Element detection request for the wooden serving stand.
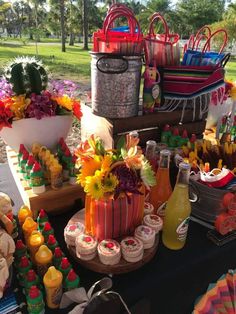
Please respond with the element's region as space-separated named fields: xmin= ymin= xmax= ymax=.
xmin=81 ymin=103 xmax=207 ymax=148
xmin=6 ymin=147 xmax=85 ymax=218
xmin=67 ymin=209 xmax=160 ymax=275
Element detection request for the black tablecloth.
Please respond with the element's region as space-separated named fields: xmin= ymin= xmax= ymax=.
xmin=1 ymin=163 xmax=236 ymax=314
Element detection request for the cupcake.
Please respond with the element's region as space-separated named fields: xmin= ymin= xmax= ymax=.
xmin=134 ymin=225 xmax=155 ymax=249
xmin=64 ymin=222 xmax=85 ymax=246
xmin=143 ymin=214 xmax=163 ymax=234
xmin=75 ymin=234 xmax=98 ymax=261
xmin=143 ymin=202 xmax=154 ymax=216
xmin=98 ymin=239 xmax=121 ymax=265
xmin=121 ymin=237 xmax=144 ymax=263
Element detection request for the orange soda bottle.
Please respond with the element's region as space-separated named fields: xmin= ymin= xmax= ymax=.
xmin=149 ymin=149 xmax=172 ymax=217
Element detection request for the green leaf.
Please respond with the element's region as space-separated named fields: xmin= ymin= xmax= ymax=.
xmin=121 ymin=147 xmax=127 ymax=159
xmin=116 ymin=136 xmax=126 ymax=153
xmin=95 ymin=139 xmax=105 ymax=156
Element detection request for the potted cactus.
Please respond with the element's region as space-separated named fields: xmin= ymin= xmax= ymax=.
xmin=0 ymin=57 xmax=82 ymax=151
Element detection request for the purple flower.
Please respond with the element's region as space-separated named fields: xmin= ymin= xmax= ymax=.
xmin=48 ymin=80 xmax=79 ymax=98
xmin=111 ymin=165 xmax=142 ymax=201
xmin=0 ymin=78 xmax=13 ymax=98
xmin=25 ymin=91 xmax=57 ymax=119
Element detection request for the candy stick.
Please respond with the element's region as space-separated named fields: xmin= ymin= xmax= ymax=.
xmin=217 ymin=159 xmax=223 ymax=170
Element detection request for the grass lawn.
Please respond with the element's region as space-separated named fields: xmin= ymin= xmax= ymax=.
xmin=0 ymin=42 xmax=91 ymax=82
xmin=0 ymin=41 xmax=236 ymax=82
xmin=225 ymin=57 xmax=236 ymax=81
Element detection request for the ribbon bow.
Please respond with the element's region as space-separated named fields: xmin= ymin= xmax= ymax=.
xmin=60 ymin=277 xmax=131 ymax=314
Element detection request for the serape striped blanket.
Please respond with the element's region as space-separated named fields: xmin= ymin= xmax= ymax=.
xmin=0 ymin=292 xmax=22 ymax=314
xmin=157 ymin=65 xmax=225 ymax=123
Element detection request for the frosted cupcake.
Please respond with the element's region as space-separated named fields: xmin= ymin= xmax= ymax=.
xmin=134 ymin=225 xmax=155 ymax=249
xmin=143 ymin=214 xmax=163 ymax=234
xmin=121 ymin=237 xmax=144 ymax=263
xmin=75 ymin=234 xmax=98 ymax=261
xmin=98 ymin=239 xmax=121 ymax=265
xmin=64 ymin=222 xmax=85 ymax=246
xmin=143 ymin=202 xmax=154 ymax=216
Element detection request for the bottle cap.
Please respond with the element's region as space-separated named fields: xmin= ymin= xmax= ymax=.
xmin=16 ymin=239 xmax=26 ymax=250
xmin=22 ymin=150 xmax=29 ymax=161
xmin=61 ymin=142 xmax=67 ymax=151
xmin=59 ymin=138 xmax=65 ymax=146
xmin=54 ymin=247 xmax=63 ymax=258
xmin=173 ymin=128 xmax=179 ymax=136
xmin=190 ymin=134 xmax=197 ymax=143
xmin=29 ymin=286 xmax=40 ymax=299
xmin=47 ymin=234 xmax=56 ymax=245
xmin=39 ymin=209 xmax=48 ymax=219
xmin=67 ymin=269 xmax=77 ymax=282
xmin=182 ymin=129 xmax=188 ymax=139
xmin=19 ymin=144 xmax=26 ymax=153
xmin=129 ymin=130 xmax=139 ymax=138
xmin=32 ymin=161 xmax=41 ymax=172
xmin=61 ymin=257 xmax=70 ymax=269
xmin=160 ymin=149 xmax=171 ymax=157
xmin=146 ymin=140 xmax=157 ymax=147
xmin=43 ymin=222 xmax=52 ymax=232
xmin=27 ymin=269 xmax=36 ymax=282
xmin=64 ymin=148 xmax=71 ymax=157
xmin=22 ymin=217 xmax=37 ymax=231
xmin=163 ymin=124 xmax=170 ymax=131
xmin=179 ymin=162 xmax=191 ymax=170
xmin=27 ymin=155 xmax=35 ymax=166
xmin=20 ymin=256 xmax=30 ymax=267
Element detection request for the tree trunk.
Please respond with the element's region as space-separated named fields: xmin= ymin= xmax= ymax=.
xmin=82 ymin=0 xmax=88 ymax=50
xmin=60 ymin=0 xmax=66 ymax=52
xmin=69 ymin=33 xmax=74 ymax=46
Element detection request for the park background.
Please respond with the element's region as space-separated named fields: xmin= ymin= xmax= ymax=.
xmin=0 ymin=0 xmax=236 ymax=83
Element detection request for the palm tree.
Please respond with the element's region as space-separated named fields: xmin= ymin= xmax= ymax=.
xmin=82 ymin=0 xmax=88 ymax=50
xmin=60 ymin=0 xmax=66 ymax=52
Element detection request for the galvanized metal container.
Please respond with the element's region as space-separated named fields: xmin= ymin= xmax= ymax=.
xmin=91 ymin=52 xmax=142 ymax=118
xmin=190 ymin=179 xmax=228 ymax=223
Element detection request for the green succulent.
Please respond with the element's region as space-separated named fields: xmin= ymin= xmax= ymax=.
xmin=4 ymin=56 xmax=48 ymax=95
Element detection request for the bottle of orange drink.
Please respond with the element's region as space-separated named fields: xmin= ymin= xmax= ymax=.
xmin=149 ymin=149 xmax=172 ymax=217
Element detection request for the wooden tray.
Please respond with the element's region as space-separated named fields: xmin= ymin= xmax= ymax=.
xmin=6 ymin=147 xmax=85 ymax=218
xmin=67 ymin=209 xmax=160 ymax=275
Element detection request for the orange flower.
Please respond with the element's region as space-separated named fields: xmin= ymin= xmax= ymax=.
xmin=53 ymin=95 xmax=73 ymax=111
xmin=123 ymin=146 xmax=143 ymax=169
xmin=10 ymin=95 xmax=31 ymax=119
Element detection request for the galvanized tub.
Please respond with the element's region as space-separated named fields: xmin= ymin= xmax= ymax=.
xmin=189 ymin=179 xmax=228 ymax=223
xmin=91 ymin=52 xmax=142 ymax=118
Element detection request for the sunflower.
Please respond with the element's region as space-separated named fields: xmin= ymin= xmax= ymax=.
xmin=84 ymin=175 xmax=104 ymax=199
xmin=103 ymin=173 xmax=119 ymax=193
xmin=77 ymin=155 xmax=102 ymax=187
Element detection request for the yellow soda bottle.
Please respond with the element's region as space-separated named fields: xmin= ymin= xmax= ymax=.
xmin=162 ymin=162 xmax=191 ymax=250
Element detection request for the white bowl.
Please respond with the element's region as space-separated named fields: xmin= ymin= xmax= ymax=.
xmin=0 ymin=115 xmax=73 ymax=152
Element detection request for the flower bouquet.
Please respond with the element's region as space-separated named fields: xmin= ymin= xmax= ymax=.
xmin=0 ymin=56 xmax=82 ymax=151
xmin=75 ymin=134 xmax=156 ymax=241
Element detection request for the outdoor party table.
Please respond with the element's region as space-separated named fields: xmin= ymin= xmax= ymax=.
xmin=1 ymin=163 xmax=236 ymax=314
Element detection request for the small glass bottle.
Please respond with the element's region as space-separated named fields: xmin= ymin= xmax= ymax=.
xmin=149 ymin=150 xmax=172 ymax=217
xmin=145 ymin=140 xmax=157 ymax=172
xmin=162 ymin=162 xmax=191 ymax=250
